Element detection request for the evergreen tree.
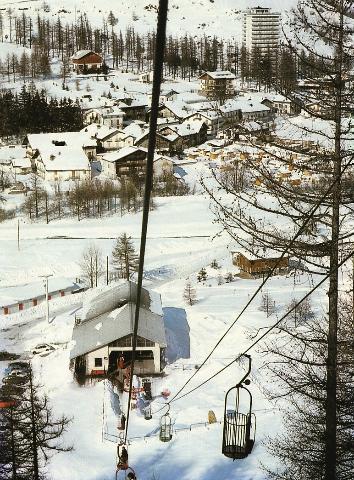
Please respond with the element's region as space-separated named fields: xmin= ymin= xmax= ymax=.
xmin=111 ymin=233 xmax=139 ymax=280
xmin=197 ymin=267 xmax=207 ymax=282
xmin=183 ymin=281 xmax=197 ymax=306
xmin=0 ymin=367 xmax=72 ymax=479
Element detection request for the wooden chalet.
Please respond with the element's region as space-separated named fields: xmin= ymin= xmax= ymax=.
xmin=100 ymin=146 xmax=147 ymax=178
xmin=199 ymin=71 xmax=236 ymax=99
xmin=232 ymin=252 xmax=289 ymax=277
xmin=135 ymin=131 xmax=174 ymax=153
xmin=71 ymin=50 xmax=103 ymax=74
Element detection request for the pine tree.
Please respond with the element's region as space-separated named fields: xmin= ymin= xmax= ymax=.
xmin=0 ymin=367 xmax=72 ymax=479
xmin=183 ymin=281 xmax=197 ymax=306
xmin=111 ymin=233 xmax=139 ymax=280
xmin=197 ymin=267 xmax=207 ymax=282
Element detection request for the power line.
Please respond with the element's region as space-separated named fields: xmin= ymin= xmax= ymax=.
xmin=170 ymin=246 xmax=354 ymax=404
xmin=166 ymin=152 xmax=354 ymax=406
xmin=123 ymin=0 xmax=168 ymax=444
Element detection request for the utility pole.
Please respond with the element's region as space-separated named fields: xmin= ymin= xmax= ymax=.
xmin=95 ymin=256 xmax=98 ymax=287
xmin=39 ymin=274 xmax=53 ymax=323
xmin=106 ymin=255 xmax=109 ymax=285
xmin=352 ymin=256 xmax=354 ymax=323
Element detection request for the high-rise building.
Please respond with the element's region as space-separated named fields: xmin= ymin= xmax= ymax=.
xmin=242 ymin=6 xmax=281 ymax=56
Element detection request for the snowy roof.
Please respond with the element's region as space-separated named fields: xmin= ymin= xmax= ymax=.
xmin=102 ymin=146 xmax=147 ymax=163
xmin=200 ymin=70 xmax=236 ymax=80
xmin=161 ymin=119 xmax=206 ymax=137
xmin=27 ymin=132 xmax=92 ymax=172
xmin=72 ymin=50 xmax=101 ymax=60
xmin=102 ymin=106 xmax=125 ymax=118
xmin=236 ymin=99 xmax=271 ymax=114
xmin=163 ymin=101 xmax=190 ymax=119
xmin=219 ymin=99 xmax=242 ymax=114
xmin=242 ymin=121 xmax=263 ymax=131
xmin=0 ymin=278 xmax=83 ymax=307
xmin=262 ymin=94 xmax=290 ymax=103
xmin=0 ymin=145 xmax=27 ymax=162
xmin=95 ymin=126 xmax=120 ymax=141
xmin=70 ymin=281 xmax=166 ymax=358
xmin=11 ymin=157 xmax=32 ymax=168
xmin=123 ymin=122 xmax=147 ymax=139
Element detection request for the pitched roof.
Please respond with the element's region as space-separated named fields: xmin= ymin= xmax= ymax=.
xmin=200 ymin=70 xmax=236 ymax=80
xmin=102 ymin=146 xmax=147 ymax=163
xmin=70 ymin=281 xmax=166 ymax=359
xmin=27 ymin=132 xmax=91 ymax=172
xmin=72 ymin=50 xmax=101 ymax=61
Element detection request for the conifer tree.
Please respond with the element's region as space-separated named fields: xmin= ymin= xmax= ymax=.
xmin=111 ymin=233 xmax=139 ymax=280
xmin=183 ymin=281 xmax=197 ymax=306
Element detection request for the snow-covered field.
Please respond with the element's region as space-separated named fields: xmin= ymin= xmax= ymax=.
xmin=0 ymin=158 xmax=331 ymax=479
xmin=0 ymin=0 xmax=296 ymax=41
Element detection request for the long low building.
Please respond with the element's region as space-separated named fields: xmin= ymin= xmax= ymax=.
xmin=1 ymin=278 xmax=85 ymax=315
xmin=70 ymin=281 xmax=167 ymax=378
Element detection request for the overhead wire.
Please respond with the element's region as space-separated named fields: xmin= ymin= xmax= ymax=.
xmin=169 ymin=245 xmax=354 ymax=404
xmin=123 ymin=0 xmax=168 ymax=445
xmin=164 ymin=143 xmax=354 ymax=408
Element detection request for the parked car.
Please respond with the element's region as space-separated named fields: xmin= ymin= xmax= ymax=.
xmin=7 ymin=369 xmax=28 ymax=379
xmin=2 ymin=375 xmax=28 ymax=388
xmin=32 ymin=344 xmax=55 ymax=356
xmin=4 ymin=361 xmax=30 ymax=376
xmin=0 ymin=396 xmax=16 ymax=409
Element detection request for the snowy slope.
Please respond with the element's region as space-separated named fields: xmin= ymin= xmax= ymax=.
xmin=0 ymin=160 xmax=333 ymax=479
xmin=0 ymin=0 xmax=296 ymax=40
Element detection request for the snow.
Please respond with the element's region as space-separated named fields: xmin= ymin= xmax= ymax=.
xmin=26 ymin=132 xmax=92 ymax=171
xmin=0 ymin=1 xmax=343 ymax=478
xmin=0 ymin=162 xmax=332 ymax=479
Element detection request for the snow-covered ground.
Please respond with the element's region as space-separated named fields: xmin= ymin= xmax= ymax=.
xmin=0 ymin=159 xmax=331 ymax=479
xmin=0 ymin=0 xmax=296 ymax=41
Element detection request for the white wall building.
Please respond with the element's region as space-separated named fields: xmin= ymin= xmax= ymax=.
xmin=242 ymin=6 xmax=281 ymax=56
xmin=70 ymin=281 xmax=167 ymax=377
xmin=26 ymin=132 xmax=92 ymax=182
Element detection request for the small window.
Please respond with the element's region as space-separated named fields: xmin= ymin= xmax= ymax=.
xmin=95 ymin=358 xmax=103 ymax=367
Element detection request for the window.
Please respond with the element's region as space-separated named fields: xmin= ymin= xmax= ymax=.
xmin=94 ymin=358 xmax=103 ymax=367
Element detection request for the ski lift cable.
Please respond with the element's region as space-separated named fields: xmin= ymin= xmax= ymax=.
xmin=170 ymin=245 xmax=354 ymax=405
xmin=123 ymin=0 xmax=169 ymax=445
xmin=163 ymin=153 xmax=354 ymax=408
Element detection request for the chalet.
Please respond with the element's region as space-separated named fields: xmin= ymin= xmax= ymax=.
xmin=139 ymin=71 xmax=154 ymax=83
xmin=71 ymin=50 xmax=103 ymax=74
xmin=153 ymin=155 xmax=174 ymax=177
xmin=100 ymin=146 xmax=147 ymax=178
xmin=147 ymin=89 xmax=179 ymax=104
xmin=70 ymin=281 xmax=167 ymax=377
xmin=118 ymin=99 xmax=148 ymax=122
xmin=25 ymin=132 xmax=93 ymax=182
xmin=185 ymin=111 xmax=223 ymax=137
xmin=236 ymin=99 xmax=273 ymax=126
xmin=232 ymin=251 xmax=289 ymax=277
xmin=159 ymin=120 xmax=208 ymax=152
xmin=0 ymin=145 xmax=27 ymax=171
xmin=135 ymin=131 xmax=175 ymax=153
xmin=261 ymin=95 xmax=301 ymax=116
xmin=219 ymin=100 xmax=242 ymax=125
xmin=199 ymin=71 xmax=236 ymax=99
xmin=82 ymin=124 xmax=135 ymax=152
xmin=147 ymin=101 xmax=190 ymax=124
xmin=9 ymin=157 xmax=32 ymax=176
xmin=83 ymin=106 xmax=125 ymax=129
